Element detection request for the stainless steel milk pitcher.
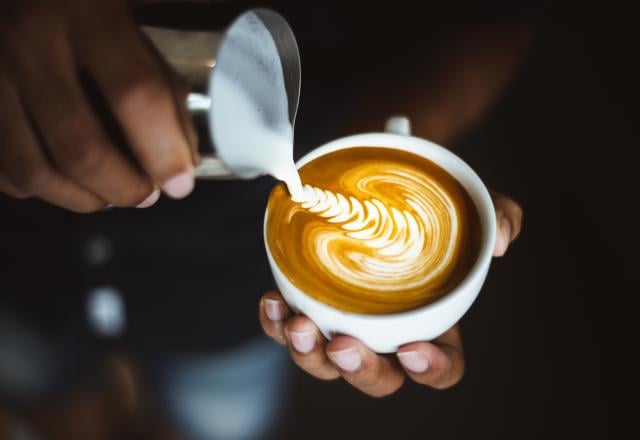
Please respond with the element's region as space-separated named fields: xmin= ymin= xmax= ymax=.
xmin=141 ymin=9 xmax=301 ymax=179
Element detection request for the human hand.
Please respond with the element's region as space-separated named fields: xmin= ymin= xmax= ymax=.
xmin=259 ymin=193 xmax=522 ymax=396
xmin=0 ymin=0 xmax=196 ymax=212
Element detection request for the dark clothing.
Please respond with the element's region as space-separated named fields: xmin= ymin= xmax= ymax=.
xmin=1 ymin=178 xmax=275 ymax=351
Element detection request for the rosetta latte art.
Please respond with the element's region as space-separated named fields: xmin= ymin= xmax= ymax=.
xmin=266 ymin=147 xmax=480 ymax=314
xmin=298 ymin=171 xmax=459 ymax=292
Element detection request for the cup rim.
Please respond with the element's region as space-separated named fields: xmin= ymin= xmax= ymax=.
xmin=264 ymin=131 xmax=496 ymax=321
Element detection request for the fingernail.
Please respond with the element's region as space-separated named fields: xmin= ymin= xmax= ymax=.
xmin=264 ymin=299 xmax=284 ymax=321
xmin=136 ymin=190 xmax=161 ymax=208
xmin=328 ymin=347 xmax=361 ymax=372
xmin=162 ymin=171 xmax=194 ymax=199
xmin=289 ymin=330 xmax=315 ymax=354
xmin=398 ymin=351 xmax=429 ymax=373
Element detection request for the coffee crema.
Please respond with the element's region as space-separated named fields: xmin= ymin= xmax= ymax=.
xmin=266 ymin=147 xmax=481 ymax=314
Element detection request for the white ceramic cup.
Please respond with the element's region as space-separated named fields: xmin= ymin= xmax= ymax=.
xmin=263 ymin=117 xmax=496 ymax=353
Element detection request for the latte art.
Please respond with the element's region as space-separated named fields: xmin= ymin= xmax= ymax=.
xmin=267 ymin=147 xmax=481 ymax=314
xmin=298 ymin=173 xmax=459 ymax=293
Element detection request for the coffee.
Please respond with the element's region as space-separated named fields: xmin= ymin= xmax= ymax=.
xmin=266 ymin=147 xmax=482 ymax=314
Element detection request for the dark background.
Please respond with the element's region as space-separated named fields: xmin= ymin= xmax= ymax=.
xmin=1 ymin=2 xmax=633 ymax=438
xmin=277 ymin=5 xmax=631 ymax=438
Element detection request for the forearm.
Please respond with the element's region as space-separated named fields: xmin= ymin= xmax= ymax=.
xmin=347 ymin=22 xmax=536 ymax=144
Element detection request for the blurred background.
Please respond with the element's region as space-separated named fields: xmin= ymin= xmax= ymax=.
xmin=0 ymin=1 xmax=631 ymax=439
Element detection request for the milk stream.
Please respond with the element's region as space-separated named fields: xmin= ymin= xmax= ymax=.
xmin=276 ymin=164 xmax=306 ymax=202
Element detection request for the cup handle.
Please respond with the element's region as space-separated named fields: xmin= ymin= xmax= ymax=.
xmin=384 ymin=116 xmax=412 ymax=136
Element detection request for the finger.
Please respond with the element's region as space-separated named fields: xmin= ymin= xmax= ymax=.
xmin=74 ymin=5 xmax=195 ymax=198
xmin=492 ymin=193 xmax=523 ymax=257
xmin=0 ymin=174 xmax=30 ymax=199
xmin=498 ymin=195 xmax=523 ymax=239
xmin=397 ymin=325 xmax=465 ymax=389
xmin=326 ymin=336 xmax=405 ymax=397
xmin=13 ymin=33 xmax=155 ymax=207
xmin=170 ymin=72 xmax=199 ymax=163
xmin=284 ymin=316 xmax=340 ymax=381
xmin=138 ymin=32 xmax=199 ymax=163
xmin=0 ymin=80 xmax=106 ymax=212
xmin=259 ymin=291 xmax=292 ymax=346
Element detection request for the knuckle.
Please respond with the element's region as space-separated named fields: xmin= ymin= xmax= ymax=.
xmin=0 ymin=176 xmax=31 ymax=198
xmin=112 ymin=181 xmax=152 ymax=207
xmin=358 ymin=376 xmax=381 ymax=390
xmin=286 ymin=315 xmax=311 ymax=331
xmin=365 ymin=376 xmax=404 ymax=398
xmin=504 ymin=197 xmax=521 ymax=213
xmin=351 ymin=368 xmax=382 ymax=389
xmin=291 ymin=351 xmax=315 ymax=370
xmin=29 ymin=94 xmax=87 ymax=157
xmin=432 ymin=366 xmax=465 ymax=390
xmin=110 ymin=65 xmax=170 ymax=111
xmin=290 ymin=351 xmax=335 ymax=380
xmin=4 ymin=188 xmax=31 ymax=199
xmin=71 ymin=199 xmax=108 ymax=214
xmin=60 ymin=145 xmax=107 ymax=179
xmin=61 ymin=146 xmax=151 ymax=208
xmin=21 ymin=167 xmax=53 ymax=193
xmin=262 ymin=322 xmax=286 ymax=344
xmin=514 ymin=203 xmax=524 ymax=220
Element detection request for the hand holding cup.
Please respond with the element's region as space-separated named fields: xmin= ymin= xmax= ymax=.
xmin=259 ymin=125 xmax=522 ymax=396
xmin=260 ymin=192 xmax=521 ymax=396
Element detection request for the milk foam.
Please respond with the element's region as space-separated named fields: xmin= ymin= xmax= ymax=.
xmin=266 ymin=147 xmax=481 ymax=314
xmin=295 ymin=169 xmax=459 ymax=292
